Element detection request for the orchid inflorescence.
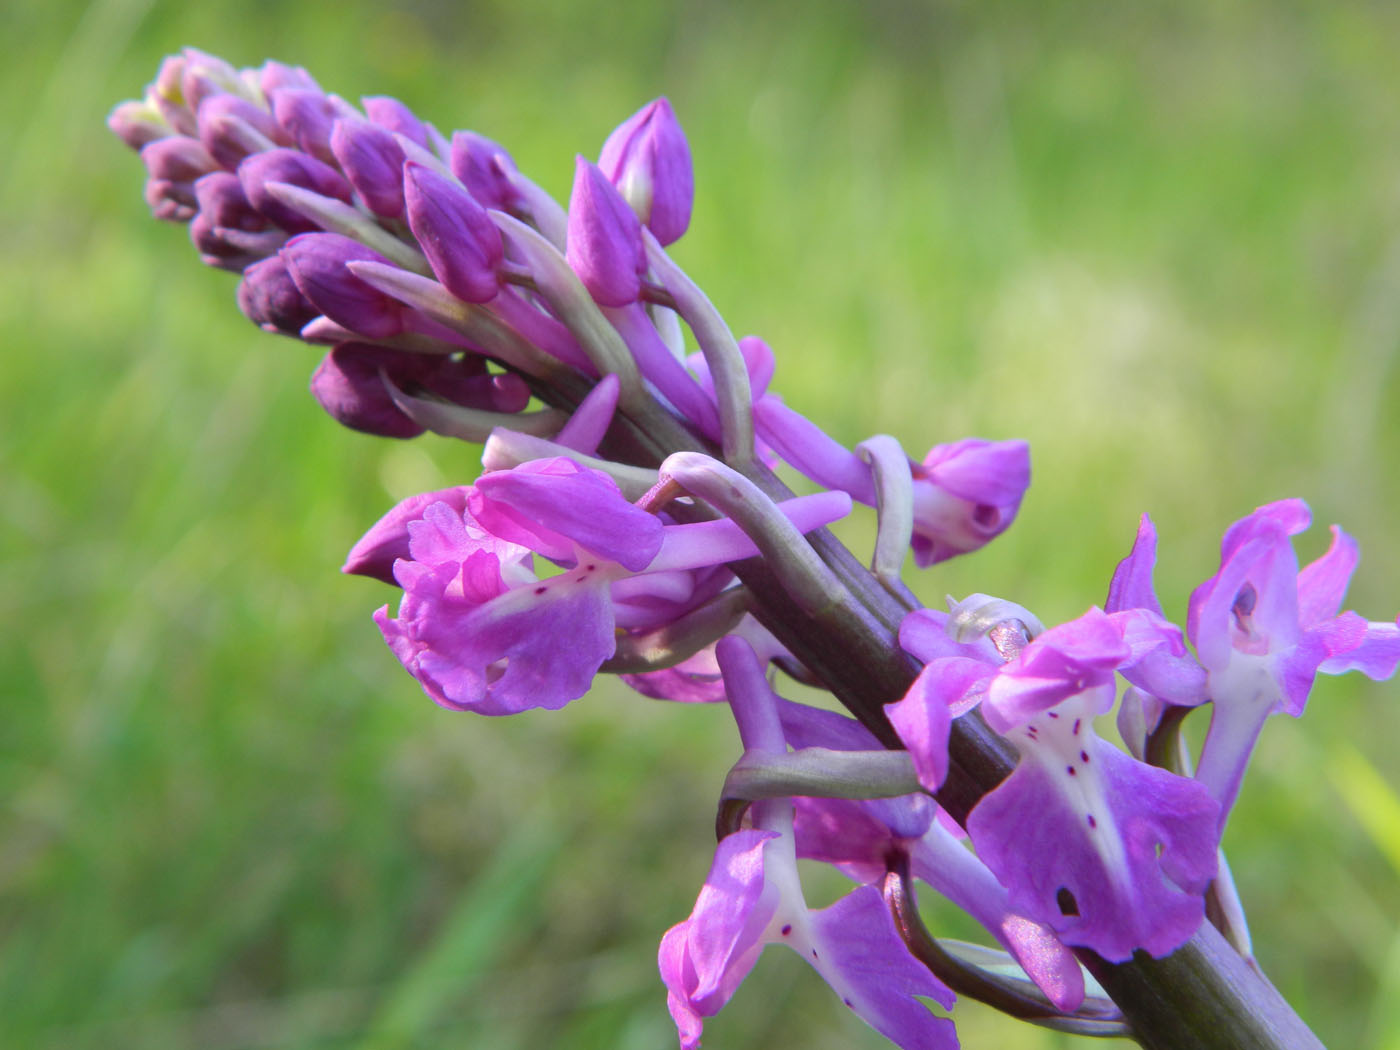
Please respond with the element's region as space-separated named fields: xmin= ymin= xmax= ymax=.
xmin=111 ymin=48 xmax=1400 ymax=1050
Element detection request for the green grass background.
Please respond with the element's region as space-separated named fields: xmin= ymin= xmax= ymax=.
xmin=4 ymin=0 xmax=1400 ymax=1047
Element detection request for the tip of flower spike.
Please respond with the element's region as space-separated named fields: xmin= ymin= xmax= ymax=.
xmin=598 ymin=97 xmax=693 ymax=245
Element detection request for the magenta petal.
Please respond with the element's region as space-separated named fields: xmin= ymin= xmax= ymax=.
xmin=983 ymin=608 xmax=1127 ymax=733
xmin=1218 ymin=498 xmax=1310 ymax=562
xmin=659 ymin=829 xmax=777 ymax=1048
xmin=472 ymin=458 xmax=664 ymax=571
xmin=377 ymin=563 xmax=616 ymax=714
xmin=342 ymin=486 xmax=474 ymax=583
xmin=805 ymin=886 xmax=958 ymax=1050
xmin=1106 ymin=514 xmax=1166 ymax=618
xmin=1319 ymin=616 xmax=1400 ymax=679
xmin=1296 ymin=525 xmax=1360 ymax=627
xmin=886 ymin=663 xmax=965 ymax=791
xmin=1112 ymin=607 xmax=1207 ymax=706
xmin=967 ymin=738 xmax=1218 ymax=962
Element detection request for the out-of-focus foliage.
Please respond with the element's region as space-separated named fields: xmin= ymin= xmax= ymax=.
xmin=3 ymin=1 xmax=1399 ymax=1047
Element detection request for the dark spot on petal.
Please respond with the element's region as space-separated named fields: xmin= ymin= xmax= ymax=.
xmin=1057 ymin=887 xmax=1079 ymax=916
xmin=811 ymin=949 xmax=819 ymax=959
xmin=1072 ymin=718 xmax=1081 ymax=735
xmin=1066 ymin=765 xmax=1077 ymax=776
xmin=1087 ymin=814 xmax=1097 ymax=829
xmin=1080 ymin=750 xmax=1090 ymax=763
xmin=1047 ymin=711 xmax=1059 ymax=719
xmin=586 ymin=564 xmax=597 ymax=571
xmin=781 ymin=924 xmax=792 ymax=936
xmin=843 ymin=998 xmax=854 ymax=1008
xmin=533 ymin=586 xmax=547 ymax=595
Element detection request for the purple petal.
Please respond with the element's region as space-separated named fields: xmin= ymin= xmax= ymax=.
xmin=472 ymin=458 xmax=664 ymax=571
xmin=237 ymin=255 xmax=318 ymax=334
xmin=449 ymin=130 xmax=519 ymax=211
xmin=967 ymin=735 xmax=1218 ymax=961
xmin=269 ymin=89 xmax=342 ymax=165
xmin=910 ymin=439 xmax=1030 ymax=566
xmin=1296 ymin=525 xmax=1359 ymax=627
xmin=886 ymin=663 xmax=968 ymax=791
xmin=1319 ymin=615 xmax=1400 ymax=679
xmin=377 ymin=558 xmax=616 ymax=714
xmin=310 ymin=344 xmax=423 ymax=437
xmin=659 ymin=829 xmax=777 ymax=1048
xmin=805 ymin=886 xmax=958 ymax=1050
xmin=342 ymin=486 xmax=474 ymax=583
xmin=983 ymin=608 xmax=1127 ymax=733
xmin=1106 ymin=514 xmax=1165 ymax=618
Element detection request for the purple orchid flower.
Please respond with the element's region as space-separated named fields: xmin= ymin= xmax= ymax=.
xmin=660 ymin=637 xmax=958 ymax=1050
xmin=891 ymin=605 xmax=1221 ymax=962
xmin=1186 ymin=501 xmax=1399 ymax=817
xmin=1107 ymin=505 xmax=1400 ymax=820
xmin=366 ymin=459 xmax=851 ymax=715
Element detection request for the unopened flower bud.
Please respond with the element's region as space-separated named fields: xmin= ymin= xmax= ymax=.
xmin=150 ymin=55 xmax=197 ymax=135
xmin=144 ymin=177 xmax=197 ymax=222
xmin=238 ymin=148 xmax=354 ymax=232
xmin=108 ymin=99 xmax=169 ymax=150
xmin=259 ymin=60 xmax=320 ymax=97
xmin=403 ymin=162 xmax=503 ymax=303
xmin=197 ymin=94 xmax=287 ymax=169
xmin=238 ymin=255 xmax=319 ymax=334
xmin=309 ymin=343 xmax=513 ymax=438
xmin=310 ymin=343 xmax=427 ymax=438
xmin=269 ymin=89 xmax=341 ymax=165
xmin=566 ymin=157 xmax=645 ymax=307
xmin=193 ymin=171 xmax=266 ymax=231
xmin=598 ymin=97 xmax=693 ymax=245
xmin=330 ymin=116 xmax=406 ymax=218
xmin=449 ymin=130 xmax=519 ymax=210
xmin=363 ymin=95 xmax=429 ymax=149
xmin=189 ymin=211 xmax=260 ymax=270
xmin=910 ymin=438 xmax=1031 ymax=566
xmin=140 ymin=135 xmax=217 ymax=182
xmin=282 ymin=233 xmax=405 ymax=339
xmin=180 ymin=48 xmax=245 ymax=113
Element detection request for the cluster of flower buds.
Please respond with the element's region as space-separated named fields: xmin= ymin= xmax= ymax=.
xmin=113 ymin=50 xmax=1400 ymax=1050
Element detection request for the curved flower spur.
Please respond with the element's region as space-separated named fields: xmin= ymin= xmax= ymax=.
xmin=110 ymin=48 xmax=1400 ymax=1050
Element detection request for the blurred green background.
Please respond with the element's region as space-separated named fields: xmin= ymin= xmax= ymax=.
xmin=4 ymin=0 xmax=1400 ymax=1047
